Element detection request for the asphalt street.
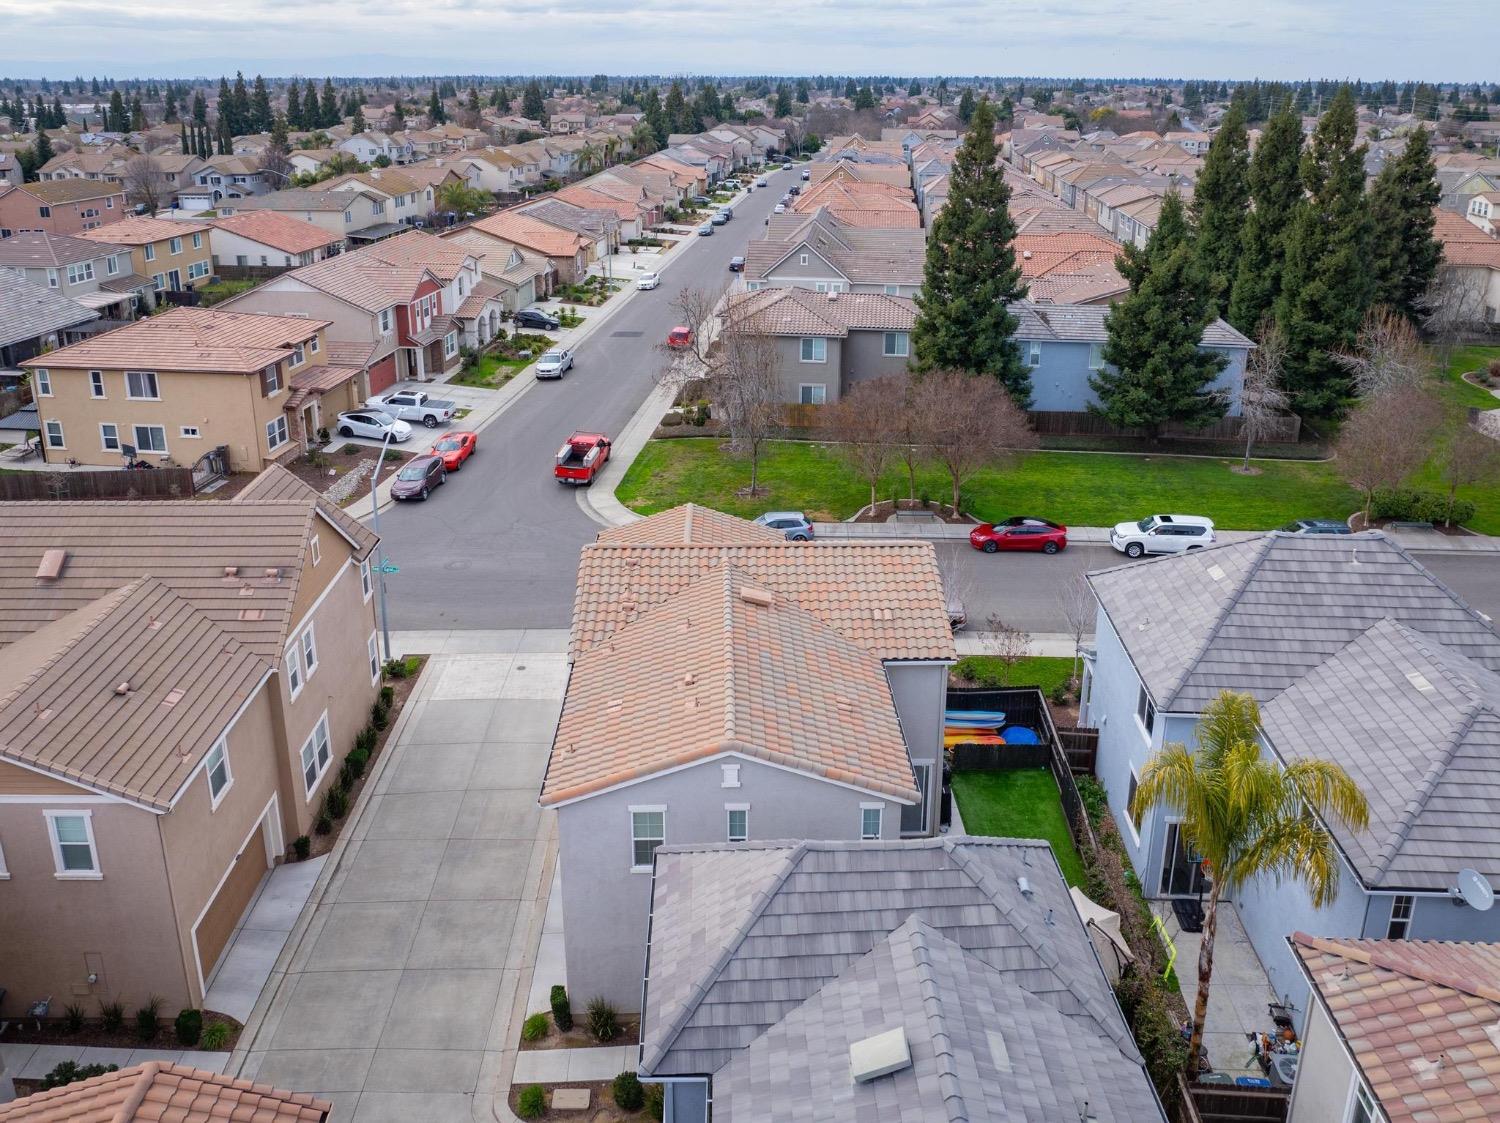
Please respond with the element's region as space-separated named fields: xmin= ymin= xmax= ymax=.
xmin=377 ymin=166 xmax=795 ymax=630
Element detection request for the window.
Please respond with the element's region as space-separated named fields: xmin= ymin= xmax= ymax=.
xmin=205 ymin=739 xmax=233 ymax=807
xmin=882 ymin=331 xmax=910 ymax=357
xmin=106 ymin=254 xmax=119 ymax=275
xmin=261 ymin=365 xmax=281 ymax=395
xmin=133 ymin=425 xmax=167 ymax=453
xmin=180 ymin=425 xmax=201 ymax=439
xmin=46 ymin=811 xmax=100 ymax=877
xmin=726 ymin=806 xmax=748 ymax=842
xmin=1387 ymin=895 xmax=1414 ymax=939
xmin=1136 ymin=686 xmax=1156 ymax=738
xmin=126 ymin=370 xmax=160 ymax=399
xmin=39 ymin=205 xmax=52 ymax=218
xmin=67 ymin=260 xmax=95 ymax=284
xmin=344 ymin=210 xmax=354 ymax=224
xmin=44 ymin=420 xmax=65 ymax=448
xmin=799 ymin=253 xmax=809 ymax=265
xmin=192 ymin=232 xmax=203 ymax=249
xmin=266 ymin=416 xmax=289 ymax=451
xmin=884 ymin=284 xmax=901 ymax=296
xmin=290 ymin=343 xmax=305 ymax=366
xmin=368 ymin=632 xmax=381 ymax=685
xmin=444 ymin=332 xmax=459 ymax=358
xmin=745 ymin=280 xmax=763 ymax=291
xmin=1027 ymin=342 xmax=1042 ymax=367
xmin=286 ymin=641 xmax=305 ymax=699
xmin=379 ymin=308 xmax=393 ymax=334
xmin=100 ymin=423 xmax=120 ymax=451
xmin=1088 ymin=342 xmax=1105 ymax=370
xmin=151 ymin=273 xmax=167 ymax=291
xmin=300 ymin=625 xmax=319 ymax=680
xmin=89 ymin=370 xmax=105 ymax=398
xmin=309 ymin=535 xmax=321 ymax=566
xmin=188 ymin=260 xmax=210 ymax=280
xmin=168 ymin=237 xmax=183 ymax=255
xmin=105 ymin=197 xmax=113 ymax=208
xmin=309 ymin=335 xmax=320 ymax=354
xmin=799 ymin=337 xmax=827 ymax=363
xmin=798 ymin=384 xmax=827 ymax=405
xmin=861 ymin=804 xmax=883 ymax=840
xmin=1349 ymin=1082 xmax=1376 ymax=1123
xmin=360 ymin=560 xmax=373 ymax=601
xmin=299 ymin=715 xmax=332 ymax=796
xmin=1126 ymin=768 xmax=1143 ymax=842
xmin=144 ymin=243 xmax=156 ymax=261
xmin=631 ymin=808 xmax=665 ymax=869
xmin=34 ymin=368 xmax=51 ymax=396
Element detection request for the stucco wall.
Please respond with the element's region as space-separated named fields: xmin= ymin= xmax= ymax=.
xmin=772 ymin=334 xmax=842 ymax=403
xmin=1025 ymin=339 xmax=1249 ymax=415
xmin=1087 ymin=610 xmax=1163 ymax=876
xmin=885 ymin=662 xmax=947 ymax=834
xmin=1287 ymin=991 xmax=1357 ymax=1123
xmin=843 ymin=329 xmax=913 ymax=386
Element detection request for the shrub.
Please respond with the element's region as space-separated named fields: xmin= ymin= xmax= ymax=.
xmin=371 ymin=702 xmax=388 ymax=731
xmin=315 ymin=813 xmax=333 ymax=835
xmin=586 ymin=996 xmax=620 ymax=1042
xmin=100 ymin=1000 xmax=125 ymax=1033
xmin=1488 ymin=358 xmax=1500 ymax=380
xmin=659 ymin=412 xmax=684 ymax=427
xmin=384 ymin=658 xmax=409 ymax=679
xmin=644 ymin=1081 xmax=665 ymax=1120
xmin=1076 ymin=775 xmax=1109 ymax=827
xmin=175 ymin=1008 xmax=203 ymax=1046
xmin=356 ymin=726 xmax=378 ymax=754
xmin=200 ymin=1020 xmax=231 ymax=1050
xmin=343 ymin=445 xmax=360 ymax=456
xmin=135 ymin=995 xmax=162 ymax=1040
xmin=326 ymin=787 xmax=349 ymax=819
xmin=63 ymin=1002 xmax=87 ymax=1034
xmin=1116 ymin=968 xmax=1190 ymax=1111
xmin=613 ymin=1071 xmax=645 ymax=1111
xmin=345 ymin=750 xmax=367 ymax=781
xmin=521 ymin=1012 xmax=550 ymax=1042
xmin=1049 ymin=680 xmax=1073 ymax=705
xmin=550 ymin=984 xmax=573 ymax=1032
xmin=379 ymin=684 xmax=395 ymax=707
xmin=41 ymin=1061 xmax=118 ymax=1090
xmin=1369 ymin=487 xmax=1477 ymax=526
xmin=515 ymin=1085 xmax=546 ymax=1119
xmin=337 ymin=761 xmax=355 ymax=793
xmin=293 ymin=834 xmax=311 ymax=861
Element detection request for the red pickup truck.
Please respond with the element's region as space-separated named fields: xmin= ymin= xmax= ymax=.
xmin=554 ymin=431 xmax=611 ymax=485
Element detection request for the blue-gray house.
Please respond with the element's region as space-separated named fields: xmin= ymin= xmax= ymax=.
xmin=1080 ymin=532 xmax=1500 ymax=1024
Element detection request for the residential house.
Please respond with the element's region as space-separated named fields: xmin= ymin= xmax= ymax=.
xmin=229 ymin=188 xmax=391 ymax=243
xmin=207 ymin=211 xmax=343 ymax=270
xmin=541 ymin=506 xmax=955 ymax=1010
xmin=515 ymin=197 xmax=618 ymax=260
xmin=1164 ymin=130 xmax=1212 ymax=155
xmin=336 ymin=130 xmax=414 ymax=165
xmin=1015 ymin=232 xmax=1128 ymax=305
xmin=178 ymin=155 xmax=272 ymax=208
xmin=77 ymin=215 xmax=213 ymax=295
xmin=36 ymin=144 xmax=132 ymax=183
xmin=791 ymin=173 xmax=921 ymax=227
xmin=0 ymin=1061 xmax=330 ymax=1120
xmin=550 ymin=110 xmax=589 ymax=134
xmin=0 ymin=180 xmax=126 ymax=238
xmin=553 ymin=183 xmax=650 ymax=241
xmin=1466 ymin=190 xmax=1500 ymax=236
xmin=641 ymin=838 xmax=1165 ymax=1122
xmin=466 ymin=211 xmax=590 ymax=284
xmin=1435 ymin=167 xmax=1500 ymax=212
xmin=22 ymin=306 xmax=336 ymax=470
xmin=151 ymin=152 xmax=209 ymax=203
xmin=0 ymin=231 xmax=154 ymax=320
xmin=1286 ymin=935 xmax=1500 ymax=1123
xmin=356 ymin=230 xmax=504 ymax=351
xmin=321 ymin=168 xmax=431 ymax=229
xmin=742 ymin=208 xmax=926 ymax=297
xmin=440 ymin=229 xmax=552 ymax=310
xmin=1433 ymin=208 xmax=1500 ymax=326
xmin=0 ymin=466 xmax=380 ymax=1018
xmin=457 ymin=147 xmax=533 ymax=194
xmin=1082 ymin=533 xmax=1500 ymax=1026
xmin=0 ymin=275 xmax=100 ymax=369
xmin=396 ymin=161 xmax=467 ymax=207
xmin=634 ymin=152 xmax=707 ymax=195
xmin=0 ymin=152 xmax=22 ymax=188
xmin=287 ymin=148 xmax=339 ymax=178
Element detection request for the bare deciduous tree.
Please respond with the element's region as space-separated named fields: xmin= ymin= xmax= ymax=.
xmin=823 ymin=376 xmax=906 ymax=511
xmin=1438 ymin=418 xmax=1500 ymax=526
xmin=713 ymin=312 xmax=782 ymax=496
xmin=657 ymin=284 xmax=724 ymax=373
xmin=1335 ymin=307 xmax=1433 ymax=399
xmin=911 ymin=369 xmax=1038 ymax=511
xmin=123 ymin=154 xmax=169 ymax=213
xmin=1334 ymin=385 xmax=1444 ymax=525
xmin=1055 ymin=574 xmax=1094 ymax=692
xmin=1421 ymin=269 xmax=1493 ymax=368
xmin=982 ymin=615 xmax=1032 ymax=686
xmin=1239 ymin=319 xmax=1291 ymax=471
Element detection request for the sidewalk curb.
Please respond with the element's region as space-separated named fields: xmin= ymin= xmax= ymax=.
xmin=579 ymin=378 xmax=679 ymax=529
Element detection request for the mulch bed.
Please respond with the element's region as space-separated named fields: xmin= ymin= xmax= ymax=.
xmin=0 ymin=1009 xmax=241 ymax=1055
xmin=506 ymin=1080 xmax=655 ymax=1122
xmin=519 ymin=1012 xmax=640 ymax=1052
xmin=1349 ymin=512 xmax=1473 ymax=536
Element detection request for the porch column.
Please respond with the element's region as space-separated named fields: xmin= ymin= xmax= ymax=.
xmin=414 ymin=347 xmax=426 ymax=382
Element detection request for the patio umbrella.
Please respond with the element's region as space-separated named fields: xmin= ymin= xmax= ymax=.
xmin=1069 ymin=886 xmax=1134 ymax=984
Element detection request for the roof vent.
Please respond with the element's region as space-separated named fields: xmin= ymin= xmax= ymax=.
xmin=826 ymin=290 xmax=838 ymax=301
xmin=146 ymin=615 xmax=162 ymax=631
xmin=238 ymin=608 xmax=265 ymax=621
xmin=239 ymin=583 xmax=255 ymax=597
xmin=114 ymin=681 xmax=131 ymax=696
xmin=1022 ymin=249 xmax=1033 ymax=259
xmin=36 ymin=548 xmax=68 ymax=581
xmin=1406 ymin=671 xmax=1436 ymax=694
xmin=161 ymin=688 xmax=185 ymax=709
xmin=739 ymin=586 xmax=776 ymax=607
xmin=850 ymin=1027 xmax=910 ymax=1084
xmin=682 ymin=673 xmax=697 ymax=687
xmin=987 ymin=1030 xmax=1012 ymax=1071
xmin=1206 ymin=564 xmax=1225 ymax=582
xmin=264 ymin=567 xmax=281 ymax=580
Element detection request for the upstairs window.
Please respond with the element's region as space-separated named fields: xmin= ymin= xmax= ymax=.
xmin=630 ymin=808 xmax=665 ymax=869
xmin=46 ymin=811 xmax=100 ymax=877
xmin=125 ymin=370 xmax=159 ymax=399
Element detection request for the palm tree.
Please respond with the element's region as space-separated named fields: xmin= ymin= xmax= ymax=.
xmin=1132 ymin=690 xmax=1369 ymax=1077
xmin=435 ymin=180 xmax=485 ymax=215
xmin=575 ymin=141 xmax=602 ymax=176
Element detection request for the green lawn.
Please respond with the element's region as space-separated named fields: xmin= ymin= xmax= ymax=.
xmin=451 ymin=354 xmax=529 ymax=389
xmin=618 ymin=438 xmax=1359 ymax=530
xmin=1439 ymin=345 xmax=1500 ymax=411
xmin=952 ymin=656 xmax=1075 ymax=693
xmin=1408 ymin=346 xmax=1500 ymax=535
xmin=951 ymin=769 xmax=1087 ymax=888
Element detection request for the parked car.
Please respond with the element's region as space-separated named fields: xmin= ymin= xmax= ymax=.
xmin=774 ymin=204 xmax=786 ymax=214
xmin=800 ymin=169 xmax=810 ymax=180
xmin=555 ymin=431 xmax=611 ymax=485
xmin=1279 ymin=518 xmax=1352 ymax=535
xmin=729 ymin=256 xmax=746 ymax=272
xmin=336 ymin=410 xmax=412 ymax=443
xmin=755 ymin=177 xmax=768 ymax=188
xmin=690 ymin=194 xmax=713 ymax=206
xmin=666 ymin=325 xmax=694 ymax=349
xmin=514 ymin=308 xmax=560 ymax=331
xmin=787 ymin=185 xmax=801 ymax=196
xmin=969 ymin=518 xmax=1068 ymax=554
xmin=636 ymin=271 xmax=660 ymax=290
xmin=365 ymin=389 xmax=455 ymax=429
xmin=712 ymin=208 xmax=732 ymax=224
xmin=391 ymin=455 xmax=447 ymax=500
xmin=535 ymin=349 xmax=575 ymax=379
xmin=753 ymin=511 xmax=814 ymax=541
xmin=1109 ymin=514 xmax=1216 ymax=558
xmin=698 ymin=223 xmax=714 ymax=236
xmin=429 ymin=431 xmax=477 ymax=470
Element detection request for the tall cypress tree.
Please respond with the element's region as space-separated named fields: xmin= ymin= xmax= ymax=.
xmin=250 ymin=75 xmax=272 ymax=133
xmin=164 ymin=84 xmax=178 ymax=122
xmin=286 ymin=81 xmax=302 ymax=130
xmin=231 ymin=71 xmax=250 ymax=134
xmin=1366 ymin=126 xmax=1442 ymax=322
xmin=1274 ymin=86 xmax=1373 ymax=414
xmin=911 ymin=99 xmax=1030 ymax=403
xmin=301 ymin=79 xmax=318 ymax=130
xmin=1190 ymin=103 xmax=1249 ymax=314
xmin=522 ymin=80 xmax=546 ymax=123
xmin=180 ymin=120 xmax=189 ymax=154
xmin=33 ymin=128 xmax=55 ymax=169
xmin=216 ymin=77 xmax=234 ymax=133
xmin=1091 ymin=193 xmax=1228 ymax=439
xmin=1227 ymin=102 xmax=1302 ymax=334
xmin=107 ymin=89 xmax=126 ymax=132
xmin=129 ymin=95 xmax=145 ymax=132
xmin=320 ymin=79 xmax=338 ymax=128
xmin=192 ymin=90 xmax=207 ymax=125
xmin=427 ymin=90 xmax=446 ymax=124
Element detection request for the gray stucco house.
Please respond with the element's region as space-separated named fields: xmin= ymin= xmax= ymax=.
xmin=742 ymin=208 xmax=925 ymax=298
xmin=1081 ymin=532 xmax=1500 ymax=1023
xmin=538 ymin=506 xmax=955 ymax=1011
xmin=640 ymin=837 xmax=1167 ymax=1122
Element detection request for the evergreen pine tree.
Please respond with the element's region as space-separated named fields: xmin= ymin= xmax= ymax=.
xmin=774 ymin=85 xmax=792 ymax=118
xmin=641 ymin=87 xmax=666 ymax=146
xmin=1091 ymin=193 xmax=1228 ymax=439
xmin=907 ymin=79 xmax=921 ymax=97
xmin=51 ymin=95 xmax=65 ymax=128
xmin=107 ymin=89 xmax=126 ymax=132
xmin=217 ymin=117 xmax=232 ymax=156
xmin=957 ymin=87 xmax=976 ymax=124
xmin=320 ymin=79 xmax=338 ymax=128
xmin=192 ymin=90 xmax=207 ymax=125
xmin=428 ymin=90 xmax=446 ymax=124
xmin=1273 ymin=86 xmax=1373 ymax=414
xmin=231 ymin=71 xmax=250 ymax=133
xmin=1190 ymin=103 xmax=1250 ymax=314
xmin=522 ymin=80 xmax=546 ymax=124
xmin=663 ymin=82 xmax=688 ymax=133
xmin=854 ymin=85 xmax=875 ymax=110
xmin=250 ymin=75 xmax=272 ymax=133
xmin=216 ymin=77 xmax=234 ymax=132
xmin=1227 ymin=101 xmax=1302 ymax=333
xmin=1366 ymin=126 xmax=1441 ymax=322
xmin=286 ymin=81 xmax=302 ymax=129
xmin=844 ymin=78 xmax=857 ymax=99
xmin=912 ymin=99 xmax=1031 ymax=403
xmin=796 ymin=79 xmax=809 ymax=104
xmin=164 ymin=84 xmax=178 ymax=122
xmin=180 ymin=121 xmax=189 ymax=154
xmin=467 ymin=86 xmax=480 ymax=115
xmin=130 ymin=95 xmax=145 ymax=132
xmin=33 ymin=128 xmax=54 ymax=169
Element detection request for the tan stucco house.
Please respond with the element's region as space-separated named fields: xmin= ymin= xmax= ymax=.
xmin=78 ymin=214 xmax=214 ymax=295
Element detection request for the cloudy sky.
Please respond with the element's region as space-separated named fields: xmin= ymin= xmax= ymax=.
xmin=0 ymin=0 xmax=1486 ymax=82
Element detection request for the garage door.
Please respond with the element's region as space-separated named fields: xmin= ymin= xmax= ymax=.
xmin=196 ymin=822 xmax=268 ymax=985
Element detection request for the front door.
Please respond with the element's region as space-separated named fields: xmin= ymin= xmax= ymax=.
xmin=167 ymin=269 xmax=182 ymax=291
xmin=1160 ymin=820 xmax=1207 ymax=897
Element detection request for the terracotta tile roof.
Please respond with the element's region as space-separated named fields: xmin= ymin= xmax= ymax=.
xmin=208 ymin=210 xmax=340 ymax=254
xmin=323 ymin=339 xmax=377 ymax=368
xmin=543 ymin=566 xmax=919 ymax=805
xmin=596 ymin=504 xmax=784 ymax=546
xmin=360 ymin=229 xmax=471 ymax=281
xmin=469 ymin=210 xmax=589 ymax=258
xmin=555 ymin=184 xmax=643 ymax=220
xmin=1025 ymin=261 xmax=1129 ymax=304
xmin=724 ymin=287 xmax=916 ymax=337
xmin=262 ymin=251 xmax=435 ymax=313
xmin=456 ymin=278 xmax=504 ymax=319
xmin=288 ymin=362 xmax=359 ymax=395
xmin=0 ymin=1060 xmax=330 ymax=1122
xmin=238 ymin=463 xmax=378 ymax=560
xmin=1434 ymin=207 xmax=1500 ymax=268
xmin=76 ymin=214 xmax=210 ymax=245
xmin=20 ymin=306 xmax=330 ymax=374
xmin=323 ymin=168 xmax=422 ymax=197
xmin=1292 ymin=934 xmax=1500 ymax=1123
xmin=12 ymin=178 xmax=124 ymax=203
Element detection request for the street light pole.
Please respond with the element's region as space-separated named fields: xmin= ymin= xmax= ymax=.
xmin=367 ymin=426 xmax=396 ymax=662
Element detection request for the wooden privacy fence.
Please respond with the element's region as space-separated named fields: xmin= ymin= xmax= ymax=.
xmin=1058 ymin=727 xmax=1099 ymax=774
xmin=1177 ymin=1076 xmax=1289 ymax=1123
xmin=1027 ymin=410 xmax=1301 ymax=443
xmin=0 ymin=467 xmax=197 ymax=501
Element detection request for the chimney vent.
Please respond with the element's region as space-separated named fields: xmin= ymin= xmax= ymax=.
xmin=224 ymin=565 xmax=239 ymax=578
xmin=161 ymin=688 xmax=185 ymax=709
xmin=739 ymin=586 xmax=776 ymax=607
xmin=114 ymin=681 xmax=131 ymax=696
xmin=850 ymin=1027 xmax=911 ymax=1084
xmin=36 ymin=548 xmax=68 ymax=581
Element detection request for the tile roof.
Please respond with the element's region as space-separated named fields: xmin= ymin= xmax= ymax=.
xmin=76 ymin=214 xmax=210 ymax=245
xmin=208 ymin=210 xmax=341 ymax=254
xmin=12 ymin=178 xmax=124 ymax=203
xmin=21 ymin=306 xmax=329 ymax=374
xmin=1015 ymin=231 xmax=1122 ymax=278
xmin=0 ymin=230 xmax=124 ymax=268
xmin=1088 ymin=531 xmax=1500 ymax=711
xmin=323 ymin=168 xmax=422 ymax=197
xmin=0 ymin=275 xmax=99 ymax=348
xmin=358 ymin=229 xmax=473 ymax=281
xmin=596 ymin=504 xmax=783 ymax=546
xmin=1010 ymin=300 xmax=1251 ymax=347
xmin=747 ymin=209 xmax=926 ymax=285
xmin=469 ymin=211 xmax=590 ymax=258
xmin=725 ymin=286 xmax=916 ymax=337
xmin=456 ymin=278 xmax=504 ymax=319
xmin=256 ymin=250 xmax=435 ymax=313
xmin=1026 ymin=261 xmax=1130 ymax=305
xmin=641 ymin=838 xmax=1146 ymax=1089
xmin=1292 ymin=935 xmax=1500 ymax=1123
xmin=0 ymin=1060 xmax=330 ymax=1122
xmin=1434 ymin=207 xmax=1500 ymax=269
xmin=440 ymin=230 xmax=550 ymax=284
xmin=235 ymin=188 xmax=378 ymax=213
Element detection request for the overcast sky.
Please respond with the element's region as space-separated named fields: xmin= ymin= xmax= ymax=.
xmin=0 ymin=0 xmax=1487 ymax=83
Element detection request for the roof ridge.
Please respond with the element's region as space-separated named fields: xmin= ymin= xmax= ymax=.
xmin=904 ymin=919 xmax=971 ymax=1123
xmin=721 ymin=566 xmax=738 ymax=742
xmin=111 ymin=1059 xmax=161 ymax=1123
xmin=1294 ymin=932 xmax=1500 ymax=1005
xmin=1372 ymin=703 xmax=1484 ymax=881
xmin=1162 ymin=534 xmax=1277 ymax=709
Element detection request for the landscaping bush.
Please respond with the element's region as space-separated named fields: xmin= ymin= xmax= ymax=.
xmin=613 ymin=1071 xmax=645 ymax=1111
xmin=315 ymin=812 xmax=333 ymax=835
xmin=100 ymin=1000 xmax=125 ymax=1033
xmin=1076 ymin=775 xmax=1109 ymax=828
xmin=200 ymin=1020 xmax=231 ymax=1050
xmin=371 ymin=701 xmax=388 ymax=731
xmin=516 ymin=1085 xmax=546 ymax=1119
xmin=1115 ymin=968 xmax=1189 ymax=1112
xmin=585 ymin=996 xmax=620 ymax=1042
xmin=379 ymin=684 xmax=395 ymax=707
xmin=521 ymin=1012 xmax=550 ymax=1042
xmin=550 ymin=984 xmax=573 ymax=1031
xmin=356 ymin=726 xmax=378 ymax=754
xmin=175 ymin=1008 xmax=203 ymax=1046
xmin=644 ymin=1081 xmax=665 ymax=1120
xmin=135 ymin=995 xmax=162 ymax=1040
xmin=1369 ymin=487 xmax=1477 ymax=526
xmin=325 ymin=787 xmax=349 ymax=819
xmin=337 ymin=761 xmax=355 ymax=793
xmin=293 ymin=834 xmax=311 ymax=861
xmin=40 ymin=1061 xmax=118 ymax=1090
xmin=659 ymin=412 xmax=684 ymax=427
xmin=346 ymin=749 xmax=368 ymax=781
xmin=63 ymin=1002 xmax=87 ymax=1034
xmin=383 ymin=658 xmax=409 ymax=679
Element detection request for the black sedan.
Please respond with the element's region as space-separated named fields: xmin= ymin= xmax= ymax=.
xmin=513 ymin=308 xmax=560 ymax=331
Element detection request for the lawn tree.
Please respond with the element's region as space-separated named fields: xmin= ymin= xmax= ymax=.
xmin=1238 ymin=319 xmax=1290 ymax=470
xmin=1437 ymin=418 xmax=1500 ymax=527
xmin=1367 ymin=125 xmax=1441 ymax=323
xmin=1190 ymin=103 xmax=1249 ymax=314
xmin=825 ymin=376 xmax=906 ymax=511
xmin=912 ymin=98 xmax=1031 ymax=402
xmin=981 ymin=616 xmax=1031 ymax=686
xmin=712 ymin=311 xmax=782 ymax=497
xmin=912 ymin=369 xmax=1038 ymax=511
xmin=1420 ymin=270 xmax=1490 ymax=371
xmin=1334 ymin=308 xmax=1433 ymax=399
xmin=1055 ymin=574 xmax=1094 ymax=693
xmin=123 ymin=154 xmax=169 ymax=213
xmin=1133 ymin=690 xmax=1368 ymax=1081
xmin=1333 ymin=384 xmax=1444 ymax=525
xmin=1227 ymin=101 xmax=1303 ymax=335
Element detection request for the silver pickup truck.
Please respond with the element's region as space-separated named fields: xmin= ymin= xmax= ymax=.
xmin=365 ymin=390 xmax=456 ymax=429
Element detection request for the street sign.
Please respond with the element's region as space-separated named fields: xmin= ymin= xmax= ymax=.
xmin=378 ymin=562 xmax=400 ymax=574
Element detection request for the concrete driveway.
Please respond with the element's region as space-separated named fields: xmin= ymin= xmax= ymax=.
xmin=232 ymin=634 xmax=565 ymax=1122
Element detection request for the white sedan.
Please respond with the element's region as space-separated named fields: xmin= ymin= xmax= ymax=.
xmin=534 ymin=349 xmax=575 ymax=379
xmin=636 ymin=271 xmax=660 ymax=290
xmin=336 ymin=410 xmax=412 ymax=443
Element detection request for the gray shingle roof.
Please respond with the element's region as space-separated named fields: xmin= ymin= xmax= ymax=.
xmin=1088 ymin=532 xmax=1500 ymax=711
xmin=1262 ymin=618 xmax=1500 ymax=892
xmin=746 ymin=209 xmax=926 ymax=286
xmin=641 ymin=838 xmax=1139 ymax=1084
xmin=0 ymin=275 xmax=99 ymax=348
xmin=711 ymin=916 xmax=1164 ymax=1122
xmin=0 ymin=231 xmax=124 ymax=269
xmin=1010 ymin=301 xmax=1253 ymax=348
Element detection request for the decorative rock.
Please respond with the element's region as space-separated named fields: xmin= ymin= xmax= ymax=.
xmin=551 ymin=1087 xmax=591 ymax=1110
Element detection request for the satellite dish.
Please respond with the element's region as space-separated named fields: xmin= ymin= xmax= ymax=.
xmin=1456 ymin=868 xmax=1495 ymax=912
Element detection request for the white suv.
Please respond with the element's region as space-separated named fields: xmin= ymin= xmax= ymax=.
xmin=1110 ymin=514 xmax=1215 ymax=558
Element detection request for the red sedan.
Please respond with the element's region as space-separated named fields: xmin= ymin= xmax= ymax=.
xmin=429 ymin=431 xmax=477 ymax=471
xmin=969 ymin=517 xmax=1068 ymax=554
